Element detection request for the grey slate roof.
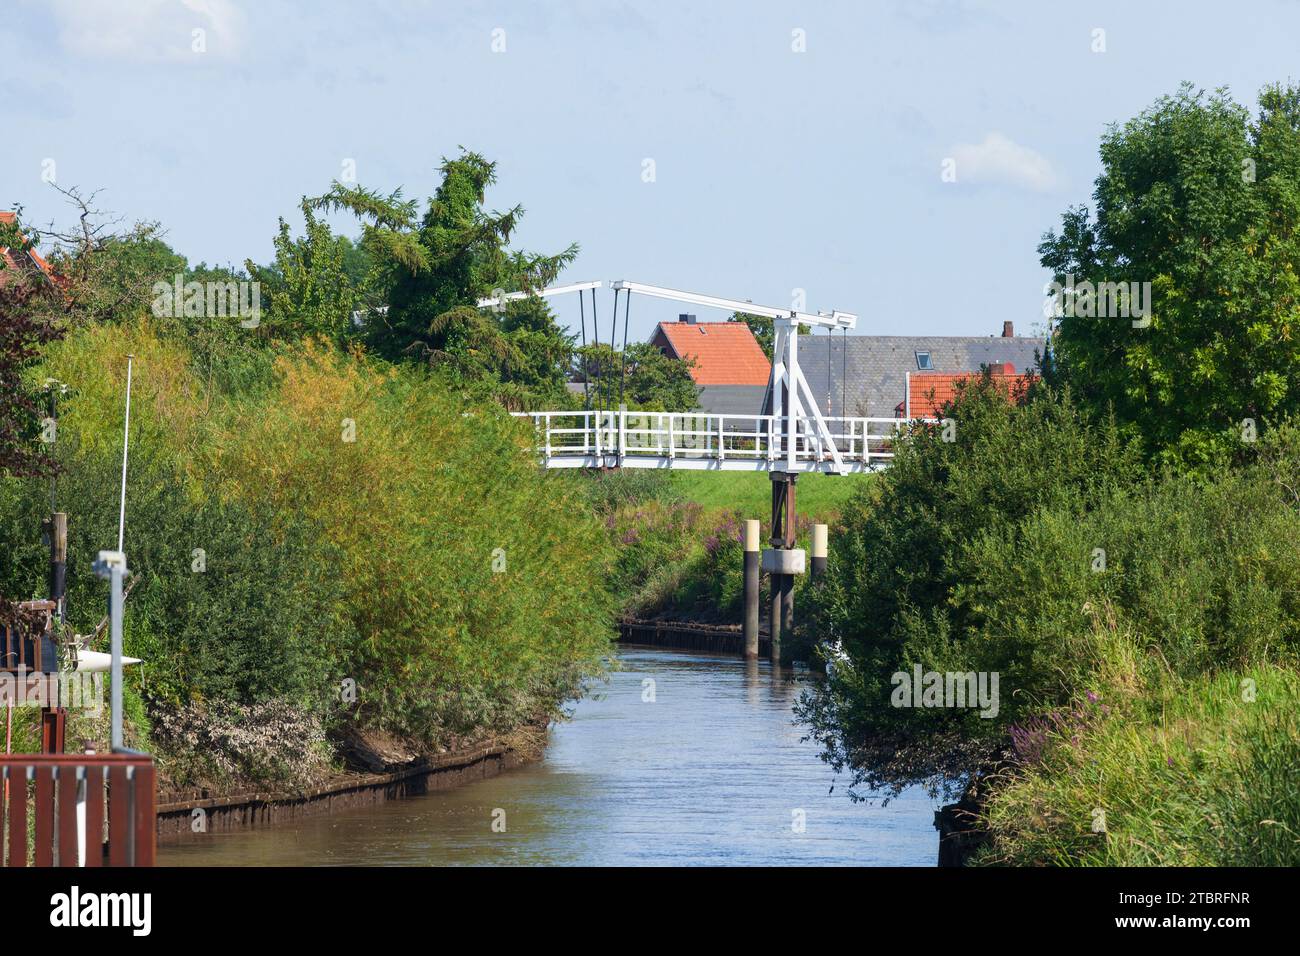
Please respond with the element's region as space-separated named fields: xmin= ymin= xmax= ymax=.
xmin=697 ymin=384 xmax=768 ymax=417
xmin=799 ymin=335 xmax=1046 ymax=418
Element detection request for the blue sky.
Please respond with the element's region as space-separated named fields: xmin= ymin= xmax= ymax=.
xmin=4 ymin=0 xmax=1299 ymax=342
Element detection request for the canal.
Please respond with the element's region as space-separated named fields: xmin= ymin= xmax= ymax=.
xmin=160 ymin=646 xmax=940 ymax=866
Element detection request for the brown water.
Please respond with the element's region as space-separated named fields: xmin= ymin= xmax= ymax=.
xmin=159 ymin=646 xmax=939 ymax=866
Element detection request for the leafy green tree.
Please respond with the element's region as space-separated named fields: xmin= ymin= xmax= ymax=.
xmin=577 ymin=342 xmax=700 ymax=411
xmin=496 ymin=297 xmax=576 ymax=404
xmin=0 ymin=211 xmax=62 ymax=480
xmin=1040 ymin=83 xmax=1300 ymax=467
xmin=246 ymin=201 xmax=362 ymax=343
xmin=728 ymin=311 xmax=807 ymax=360
xmin=19 ymin=185 xmax=186 ymax=326
xmin=310 ymin=150 xmax=578 ymax=364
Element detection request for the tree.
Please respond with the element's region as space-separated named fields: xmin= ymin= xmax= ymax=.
xmin=246 ymin=201 xmax=363 ymax=343
xmin=309 ymin=149 xmax=578 ymax=364
xmin=33 ymin=184 xmax=184 ymax=326
xmin=1040 ymin=83 xmax=1300 ymax=467
xmin=727 ymin=311 xmax=807 ymax=360
xmin=576 ymin=342 xmax=700 ymax=411
xmin=0 ymin=210 xmax=63 ymax=480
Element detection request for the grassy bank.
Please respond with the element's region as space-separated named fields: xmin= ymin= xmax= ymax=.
xmin=976 ymin=661 xmax=1300 ymax=866
xmin=584 ymin=468 xmax=865 ymax=631
xmin=664 ymin=469 xmax=860 ymax=517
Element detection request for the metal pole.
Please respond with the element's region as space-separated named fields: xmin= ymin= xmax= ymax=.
xmin=108 ymin=561 xmax=125 ymax=751
xmin=743 ymin=519 xmax=760 ymax=659
xmin=117 ymin=355 xmax=134 ymax=553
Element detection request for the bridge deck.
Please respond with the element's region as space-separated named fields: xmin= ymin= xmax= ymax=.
xmin=513 ymin=410 xmax=933 ymax=474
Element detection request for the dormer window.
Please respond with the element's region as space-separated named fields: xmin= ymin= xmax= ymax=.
xmin=915 ymin=351 xmax=933 ymax=370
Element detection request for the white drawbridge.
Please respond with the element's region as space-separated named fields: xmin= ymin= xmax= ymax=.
xmin=490 ymin=279 xmax=930 ymax=474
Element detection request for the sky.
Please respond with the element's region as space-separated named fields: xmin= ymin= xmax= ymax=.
xmin=4 ymin=0 xmax=1300 ymax=344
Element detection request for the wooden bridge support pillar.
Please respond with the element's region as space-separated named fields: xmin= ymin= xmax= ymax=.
xmin=743 ymin=519 xmax=760 ymax=659
xmin=769 ymin=472 xmax=796 ymax=665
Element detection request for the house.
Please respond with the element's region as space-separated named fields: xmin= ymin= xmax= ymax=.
xmin=798 ymin=322 xmax=1044 ymax=419
xmin=649 ymin=315 xmax=771 ymax=414
xmin=0 ymin=211 xmax=56 ymax=289
xmin=898 ymin=361 xmax=1039 ymax=418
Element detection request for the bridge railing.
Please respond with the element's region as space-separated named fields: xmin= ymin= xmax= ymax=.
xmin=513 ymin=409 xmax=937 ymax=470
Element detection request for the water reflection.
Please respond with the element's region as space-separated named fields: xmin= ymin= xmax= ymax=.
xmin=161 ymin=646 xmax=939 ymax=866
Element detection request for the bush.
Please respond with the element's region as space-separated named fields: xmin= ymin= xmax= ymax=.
xmin=797 ymin=379 xmax=1147 ymax=797
xmin=152 ymin=698 xmax=333 ymax=791
xmin=0 ymin=322 xmax=617 ymax=785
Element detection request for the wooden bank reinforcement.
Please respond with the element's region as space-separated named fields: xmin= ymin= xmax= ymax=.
xmin=156 ymin=741 xmax=532 ymax=840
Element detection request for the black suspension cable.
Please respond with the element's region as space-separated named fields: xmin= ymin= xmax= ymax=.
xmin=841 ymin=327 xmax=847 ymax=417
xmin=827 ymin=328 xmax=833 ymax=415
xmin=591 ymin=288 xmax=602 ymax=416
xmin=579 ymin=287 xmax=589 ymax=410
xmin=618 ymin=291 xmax=631 ymax=408
xmin=608 ymin=288 xmax=620 ymax=413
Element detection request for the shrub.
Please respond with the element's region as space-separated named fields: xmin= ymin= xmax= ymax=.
xmin=152 ymin=698 xmax=333 ymax=791
xmin=797 ymin=380 xmax=1147 ymax=798
xmin=0 ymin=322 xmax=616 ymax=786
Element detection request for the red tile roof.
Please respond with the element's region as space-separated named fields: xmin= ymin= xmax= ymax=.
xmin=900 ymin=362 xmax=1038 ymax=418
xmin=0 ymin=211 xmax=55 ymax=289
xmin=651 ymin=321 xmax=771 ymax=386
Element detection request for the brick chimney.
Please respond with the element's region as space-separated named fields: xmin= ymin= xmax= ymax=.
xmin=1002 ymin=321 xmax=1014 ymax=337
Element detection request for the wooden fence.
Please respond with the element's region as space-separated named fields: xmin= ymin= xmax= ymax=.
xmin=0 ymin=753 xmax=156 ymax=867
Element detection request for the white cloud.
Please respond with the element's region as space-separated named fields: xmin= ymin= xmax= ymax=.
xmin=49 ymin=0 xmax=245 ymax=62
xmin=948 ymin=132 xmax=1058 ymax=192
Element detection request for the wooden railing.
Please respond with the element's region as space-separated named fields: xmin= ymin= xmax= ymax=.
xmin=1 ymin=753 xmax=156 ymax=867
xmin=1 ymin=600 xmax=56 ymax=674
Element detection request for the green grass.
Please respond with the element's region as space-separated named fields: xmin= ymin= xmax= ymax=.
xmin=974 ymin=660 xmax=1300 ymax=866
xmin=666 ymin=470 xmax=867 ymax=519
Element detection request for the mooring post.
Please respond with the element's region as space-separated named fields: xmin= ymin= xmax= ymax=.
xmin=768 ymin=471 xmax=800 ymax=665
xmin=40 ymin=511 xmax=68 ymax=754
xmin=743 ymin=519 xmax=760 ymax=659
xmin=779 ymin=475 xmax=796 ymax=645
xmin=811 ymin=523 xmax=827 ymax=578
xmin=48 ymin=512 xmax=67 ymax=623
xmin=768 ymin=475 xmax=784 ymax=663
